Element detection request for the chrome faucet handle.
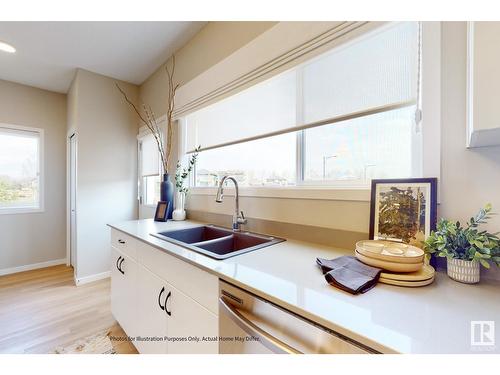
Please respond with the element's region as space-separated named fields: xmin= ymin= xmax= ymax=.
xmin=237 ymin=211 xmax=247 ymax=224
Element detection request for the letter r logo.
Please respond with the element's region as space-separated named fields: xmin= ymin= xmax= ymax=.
xmin=471 ymin=321 xmax=495 ymax=346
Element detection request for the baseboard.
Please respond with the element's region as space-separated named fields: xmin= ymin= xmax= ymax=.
xmin=74 ymin=271 xmax=110 ymax=286
xmin=0 ymin=258 xmax=67 ymax=277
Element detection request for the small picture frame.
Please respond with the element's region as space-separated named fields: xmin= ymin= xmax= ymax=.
xmin=154 ymin=201 xmax=170 ymax=222
xmin=369 ymin=178 xmax=437 ymax=246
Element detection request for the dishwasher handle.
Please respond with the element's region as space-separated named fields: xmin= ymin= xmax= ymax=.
xmin=219 ymin=297 xmax=302 ymax=354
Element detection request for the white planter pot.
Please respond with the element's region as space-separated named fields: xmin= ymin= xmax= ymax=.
xmin=447 ymin=258 xmax=480 ymax=284
xmin=172 ymin=192 xmax=186 ymax=221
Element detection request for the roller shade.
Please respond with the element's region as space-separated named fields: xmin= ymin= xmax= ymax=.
xmin=302 ymin=22 xmax=418 ymax=124
xmin=185 ymin=70 xmax=296 ymax=152
xmin=185 ymin=22 xmax=419 ymax=153
xmin=140 ymin=134 xmax=160 ymax=177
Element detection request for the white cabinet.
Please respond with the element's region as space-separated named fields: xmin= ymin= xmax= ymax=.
xmin=110 ymin=228 xmax=219 ymax=354
xmin=110 ymin=230 xmax=137 ymax=259
xmin=167 ymin=284 xmax=218 ymax=354
xmin=137 ymin=239 xmax=219 ymax=314
xmin=134 ymin=264 xmax=169 ymax=354
xmin=467 ymin=21 xmax=500 ymax=147
xmin=110 ymin=247 xmax=138 ymax=338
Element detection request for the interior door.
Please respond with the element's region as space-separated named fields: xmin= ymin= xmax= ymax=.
xmin=135 ymin=264 xmax=169 ymax=354
xmin=69 ymin=134 xmax=77 ymax=268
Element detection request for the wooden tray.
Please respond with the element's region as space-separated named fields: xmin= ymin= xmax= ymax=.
xmin=355 ymin=250 xmax=423 ymax=272
xmin=379 ymin=276 xmax=435 ymax=287
xmin=380 ymin=264 xmax=435 ymax=281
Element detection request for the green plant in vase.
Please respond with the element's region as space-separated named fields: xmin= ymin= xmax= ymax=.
xmin=173 ymin=146 xmax=200 ymax=220
xmin=423 ymin=204 xmax=500 ymax=283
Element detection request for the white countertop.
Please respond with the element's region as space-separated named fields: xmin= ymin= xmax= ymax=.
xmin=109 ymin=219 xmax=500 ymax=354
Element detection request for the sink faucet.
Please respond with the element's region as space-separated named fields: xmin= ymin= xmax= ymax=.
xmin=215 ymin=175 xmax=247 ymax=231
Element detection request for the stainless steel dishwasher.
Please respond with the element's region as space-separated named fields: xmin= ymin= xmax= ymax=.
xmin=218 ymin=280 xmax=376 ymax=354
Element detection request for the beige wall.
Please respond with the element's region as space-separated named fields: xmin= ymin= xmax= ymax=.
xmin=139 ymin=21 xmax=277 ymax=175
xmin=0 ymin=79 xmax=67 ymax=272
xmin=139 ymin=21 xmax=278 ymax=116
xmin=69 ymin=69 xmax=139 ymax=280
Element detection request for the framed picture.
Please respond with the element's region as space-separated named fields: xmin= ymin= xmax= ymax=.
xmin=154 ymin=201 xmax=170 ymax=222
xmin=369 ymin=178 xmax=437 ymax=246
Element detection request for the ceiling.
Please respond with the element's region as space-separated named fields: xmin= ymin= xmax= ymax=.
xmin=0 ymin=22 xmax=206 ymax=93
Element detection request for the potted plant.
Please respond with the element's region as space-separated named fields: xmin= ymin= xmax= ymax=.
xmin=423 ymin=204 xmax=500 ymax=284
xmin=173 ymin=147 xmax=200 ymax=221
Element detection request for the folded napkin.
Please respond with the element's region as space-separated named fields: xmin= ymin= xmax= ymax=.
xmin=316 ymin=256 xmax=382 ymax=295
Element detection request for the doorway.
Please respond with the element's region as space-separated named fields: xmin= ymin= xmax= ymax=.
xmin=69 ymin=133 xmax=77 ymax=270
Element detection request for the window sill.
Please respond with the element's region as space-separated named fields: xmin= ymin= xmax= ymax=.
xmin=0 ymin=207 xmax=44 ymax=215
xmin=189 ymin=186 xmax=371 ymax=202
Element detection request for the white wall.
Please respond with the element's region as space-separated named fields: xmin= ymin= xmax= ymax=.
xmin=440 ymin=22 xmax=500 ymax=230
xmin=440 ymin=23 xmax=500 ymax=261
xmin=0 ymin=79 xmax=67 ymax=273
xmin=68 ymin=69 xmax=139 ymax=280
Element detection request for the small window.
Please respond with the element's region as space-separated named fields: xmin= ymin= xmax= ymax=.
xmin=0 ymin=125 xmax=43 ymax=214
xmin=143 ymin=175 xmax=160 ymax=205
xmin=139 ymin=133 xmax=161 ymax=206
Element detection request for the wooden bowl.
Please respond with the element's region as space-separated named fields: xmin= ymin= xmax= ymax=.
xmin=355 ymin=240 xmax=424 ymax=264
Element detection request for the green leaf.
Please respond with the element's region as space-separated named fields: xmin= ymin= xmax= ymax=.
xmin=473 ymin=240 xmax=484 ymax=249
xmin=479 ymin=259 xmax=490 ymax=269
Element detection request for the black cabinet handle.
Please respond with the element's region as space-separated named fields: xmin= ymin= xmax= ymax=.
xmin=116 ymin=256 xmax=122 ymax=271
xmin=118 ymin=239 xmax=126 ymax=244
xmin=118 ymin=258 xmax=125 ymax=275
xmin=165 ymin=291 xmax=172 ymax=316
xmin=158 ymin=287 xmax=165 ymax=311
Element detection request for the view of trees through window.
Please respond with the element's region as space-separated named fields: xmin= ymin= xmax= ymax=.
xmin=194 ymin=106 xmax=417 ymax=188
xmin=0 ymin=129 xmax=40 ymax=210
xmin=194 ymin=132 xmax=296 ymax=187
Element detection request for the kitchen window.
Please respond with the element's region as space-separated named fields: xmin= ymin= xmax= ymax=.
xmin=0 ymin=124 xmax=44 ymax=214
xmin=139 ymin=133 xmax=161 ymax=206
xmin=180 ymin=22 xmax=439 ymax=196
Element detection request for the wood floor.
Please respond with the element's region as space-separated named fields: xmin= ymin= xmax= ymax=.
xmin=0 ymin=265 xmax=137 ymax=354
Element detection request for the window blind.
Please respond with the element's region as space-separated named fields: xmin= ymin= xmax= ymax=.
xmin=140 ymin=134 xmax=160 ymax=177
xmin=184 ymin=22 xmax=419 ymax=153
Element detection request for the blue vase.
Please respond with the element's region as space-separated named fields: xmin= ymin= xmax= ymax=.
xmin=160 ymin=173 xmax=174 ymax=220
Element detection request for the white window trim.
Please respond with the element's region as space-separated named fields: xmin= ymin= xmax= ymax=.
xmin=184 ymin=22 xmax=441 ymax=202
xmin=0 ymin=123 xmax=44 ymax=215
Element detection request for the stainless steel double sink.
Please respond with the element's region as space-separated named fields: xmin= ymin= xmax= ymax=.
xmin=151 ymin=225 xmax=285 ymax=260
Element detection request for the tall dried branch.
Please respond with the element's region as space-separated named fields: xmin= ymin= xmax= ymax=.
xmin=117 ymin=54 xmax=179 ymax=174
xmin=164 ymin=55 xmax=178 ymax=171
xmin=116 ymin=83 xmax=167 ymax=172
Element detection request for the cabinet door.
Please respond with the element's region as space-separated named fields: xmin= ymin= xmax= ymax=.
xmin=111 ymin=247 xmax=137 ymax=337
xmin=135 ymin=264 xmax=169 ymax=354
xmin=166 ymin=284 xmax=218 ymax=354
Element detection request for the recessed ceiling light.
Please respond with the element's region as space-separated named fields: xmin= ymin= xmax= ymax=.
xmin=0 ymin=41 xmax=16 ymax=54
